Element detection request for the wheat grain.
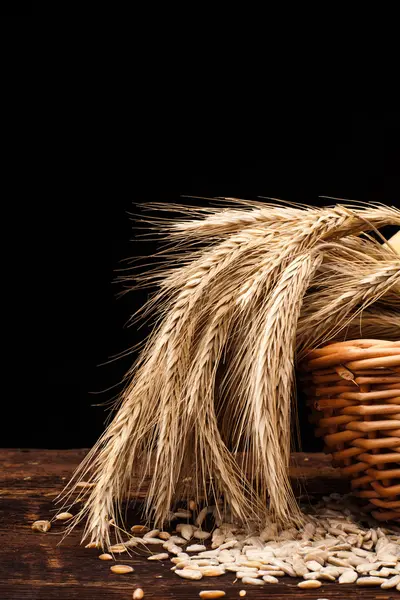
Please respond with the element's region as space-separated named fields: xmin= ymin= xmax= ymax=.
xmin=55 ymin=512 xmax=73 ymax=521
xmin=31 ymin=520 xmax=51 ymax=533
xmin=357 ymin=576 xmax=386 ymax=586
xmin=131 ymin=525 xmax=149 ymax=534
xmin=298 ymin=580 xmax=322 ymax=588
xmin=109 ymin=544 xmax=128 ymax=553
xmin=147 ymin=553 xmax=169 ymax=561
xmin=110 ymin=565 xmax=134 ymax=574
xmin=175 ymin=568 xmax=203 ymax=580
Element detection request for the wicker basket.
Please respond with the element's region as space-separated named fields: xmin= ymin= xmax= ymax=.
xmin=300 ymin=339 xmax=400 ymax=522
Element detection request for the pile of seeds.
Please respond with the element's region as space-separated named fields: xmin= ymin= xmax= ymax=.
xmin=33 ymin=492 xmax=400 ymax=594
xmin=118 ymin=494 xmax=400 ymax=591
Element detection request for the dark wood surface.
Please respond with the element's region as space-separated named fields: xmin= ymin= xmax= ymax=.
xmin=0 ymin=449 xmax=398 ymax=600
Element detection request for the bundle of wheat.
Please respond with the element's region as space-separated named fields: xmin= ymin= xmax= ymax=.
xmin=59 ymin=200 xmax=400 ymax=546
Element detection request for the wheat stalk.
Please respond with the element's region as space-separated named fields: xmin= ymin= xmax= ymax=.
xmin=297 ymin=257 xmax=400 ymax=357
xmin=58 ymin=199 xmax=400 ymax=545
xmin=239 ymin=252 xmax=323 ymax=525
xmin=142 ymin=199 xmax=400 ymax=242
xmin=60 ymin=228 xmax=279 ymax=540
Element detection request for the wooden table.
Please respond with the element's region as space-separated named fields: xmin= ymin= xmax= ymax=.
xmin=0 ymin=449 xmax=398 ymax=599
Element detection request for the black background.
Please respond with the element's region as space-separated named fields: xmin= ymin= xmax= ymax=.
xmin=1 ymin=0 xmax=31 ymax=15
xmin=14 ymin=112 xmax=400 ymax=451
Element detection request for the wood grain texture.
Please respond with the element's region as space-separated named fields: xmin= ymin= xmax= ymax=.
xmin=0 ymin=449 xmax=398 ymax=599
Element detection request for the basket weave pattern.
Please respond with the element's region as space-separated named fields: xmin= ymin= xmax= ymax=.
xmin=301 ymin=339 xmax=400 ymax=522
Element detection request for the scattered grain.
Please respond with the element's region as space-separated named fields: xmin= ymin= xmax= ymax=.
xmin=242 ymin=576 xmax=264 ymax=585
xmin=110 ymin=565 xmax=134 ymax=574
xmin=357 ymin=576 xmax=386 ymax=586
xmin=200 ymin=566 xmax=225 ymax=577
xmin=109 ymin=544 xmax=128 ymax=553
xmin=31 ymin=520 xmax=51 ymax=533
xmin=338 ymin=569 xmax=358 ymax=584
xmin=144 ymin=529 xmax=160 ymax=539
xmin=187 ymin=544 xmax=207 ymax=552
xmin=381 ymin=575 xmax=400 ymax=589
xmin=262 ymin=575 xmax=279 ymax=583
xmin=298 ymin=580 xmax=322 ymax=588
xmin=148 ymin=553 xmax=169 ymax=561
xmin=194 ymin=530 xmax=211 ymax=541
xmin=131 ymin=525 xmax=149 ymax=534
xmin=55 ymin=512 xmax=73 ymax=521
xmin=175 ymin=568 xmax=203 ymax=580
